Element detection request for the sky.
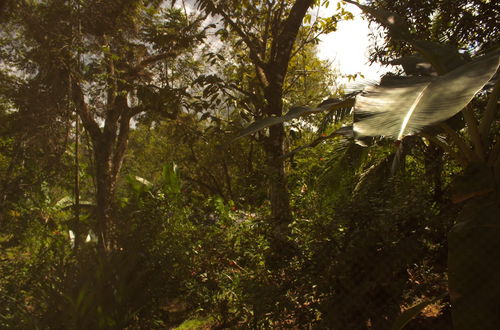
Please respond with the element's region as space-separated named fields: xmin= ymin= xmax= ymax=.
xmin=317 ymin=0 xmax=388 ymax=81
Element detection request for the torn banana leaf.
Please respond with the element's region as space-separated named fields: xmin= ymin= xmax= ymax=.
xmin=233 ymin=97 xmax=355 ymax=140
xmin=353 ymin=50 xmax=500 ymax=140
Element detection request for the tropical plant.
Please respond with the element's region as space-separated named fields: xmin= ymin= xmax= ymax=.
xmin=339 ymin=3 xmax=499 ymax=328
xmin=346 ymin=1 xmax=500 ymax=329
xmin=234 ymin=1 xmax=499 ymax=327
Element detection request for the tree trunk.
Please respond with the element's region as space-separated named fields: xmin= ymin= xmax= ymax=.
xmin=265 ymin=123 xmax=292 ymax=231
xmin=423 ymin=143 xmax=444 ymax=202
xmin=93 ymin=119 xmax=128 ymax=254
xmin=263 ymin=86 xmax=293 ymax=265
xmin=263 ymin=78 xmax=292 ymax=224
xmin=72 ymin=78 xmax=132 ymax=254
xmin=448 ymin=164 xmax=500 ymax=330
xmin=94 ymin=146 xmax=117 ymax=253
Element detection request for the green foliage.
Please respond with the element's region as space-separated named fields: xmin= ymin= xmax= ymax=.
xmin=174 ymin=317 xmax=215 ymax=329
xmin=288 ymin=143 xmax=452 ymax=328
xmin=2 ymin=1 xmax=492 ymax=329
xmin=365 ymin=0 xmax=499 ymax=63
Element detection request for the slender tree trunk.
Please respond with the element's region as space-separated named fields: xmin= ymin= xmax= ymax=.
xmin=258 ymin=0 xmax=314 ymax=242
xmin=193 ymin=0 xmax=314 ymax=263
xmin=94 ymin=145 xmax=116 ymax=253
xmin=423 ymin=143 xmax=444 ymax=202
xmin=263 ymin=78 xmax=292 ymax=222
xmin=72 ymin=74 xmax=131 ymax=254
xmin=73 ymin=114 xmax=85 ymax=251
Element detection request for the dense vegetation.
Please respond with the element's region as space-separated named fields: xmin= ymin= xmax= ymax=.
xmin=0 ymin=0 xmax=498 ymax=329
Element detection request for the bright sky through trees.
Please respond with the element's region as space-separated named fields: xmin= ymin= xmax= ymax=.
xmin=182 ymin=0 xmax=387 ymax=82
xmin=318 ymin=0 xmax=387 ymax=81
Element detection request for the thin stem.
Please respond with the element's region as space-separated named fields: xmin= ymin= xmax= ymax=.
xmin=440 ymin=123 xmax=478 ymax=163
xmin=462 ymin=105 xmax=485 ymax=160
xmin=488 ymin=139 xmax=500 ymax=167
xmin=74 ymin=98 xmax=80 ymax=224
xmin=421 ymin=133 xmax=468 ymax=167
xmin=479 ymin=79 xmax=500 ymax=147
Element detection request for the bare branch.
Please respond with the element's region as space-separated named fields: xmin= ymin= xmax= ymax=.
xmin=202 ymin=0 xmax=266 ymax=68
xmin=71 ymin=79 xmax=102 ymax=141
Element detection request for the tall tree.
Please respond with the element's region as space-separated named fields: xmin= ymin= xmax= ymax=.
xmin=195 ymin=0 xmax=346 ymax=253
xmin=1 ymin=0 xmax=205 ymax=252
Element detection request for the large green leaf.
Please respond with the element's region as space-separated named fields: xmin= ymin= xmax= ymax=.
xmin=233 ymin=97 xmax=355 ymax=140
xmin=353 ymin=50 xmax=500 ymax=140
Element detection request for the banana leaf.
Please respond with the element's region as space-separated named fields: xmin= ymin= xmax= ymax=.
xmin=233 ymin=97 xmax=355 ymax=140
xmin=281 ymin=125 xmax=355 ymax=159
xmin=353 ymin=50 xmax=500 ymax=140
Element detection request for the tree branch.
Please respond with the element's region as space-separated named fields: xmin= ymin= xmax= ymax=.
xmin=71 ymin=79 xmax=102 ymax=141
xmin=281 ymin=131 xmax=337 ymax=159
xmin=274 ymin=0 xmax=315 ymax=79
xmin=137 ymin=51 xmax=179 ymax=68
xmin=203 ymin=0 xmax=266 ymax=68
xmin=255 ymin=65 xmax=270 ymax=88
xmin=112 ymin=109 xmax=132 ymax=181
